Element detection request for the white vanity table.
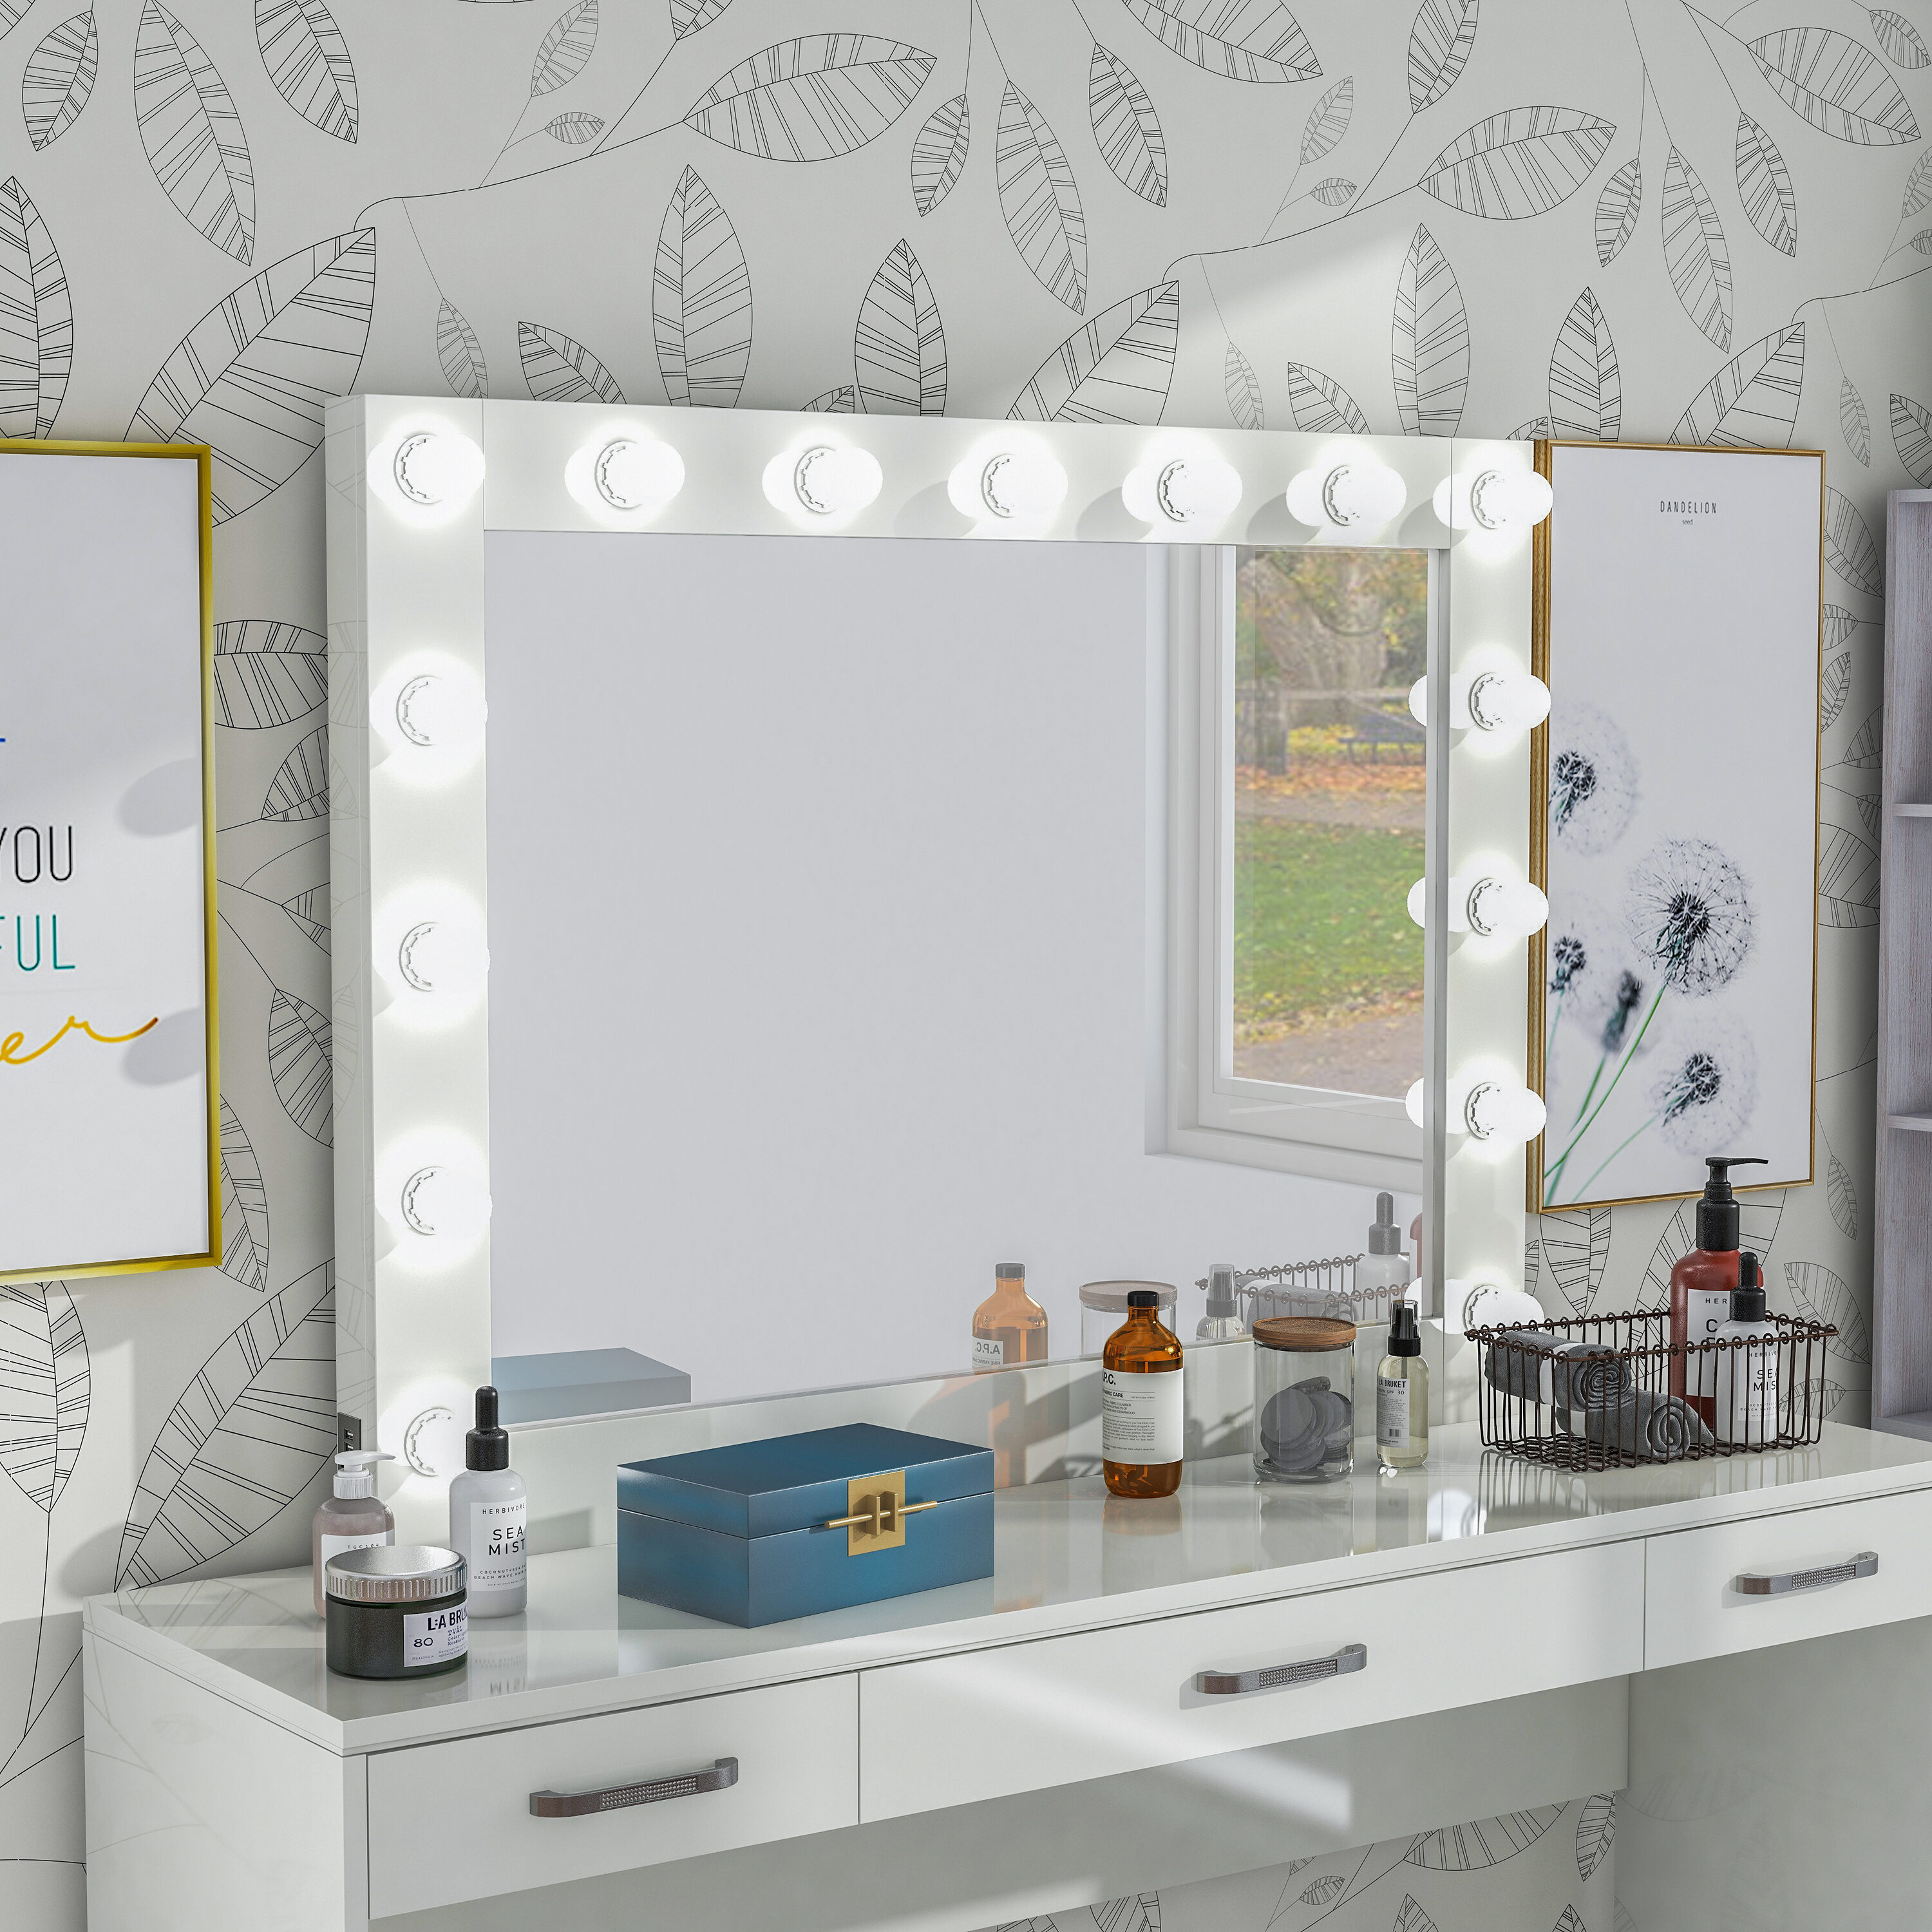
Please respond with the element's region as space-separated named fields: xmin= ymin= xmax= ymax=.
xmin=82 ymin=1405 xmax=1932 ymax=1931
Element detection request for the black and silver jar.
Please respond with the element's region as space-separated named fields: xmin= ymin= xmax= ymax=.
xmin=324 ymin=1545 xmax=469 ymax=1679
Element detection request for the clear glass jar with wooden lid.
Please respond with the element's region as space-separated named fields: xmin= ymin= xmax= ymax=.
xmin=1253 ymin=1316 xmax=1356 ymax=1482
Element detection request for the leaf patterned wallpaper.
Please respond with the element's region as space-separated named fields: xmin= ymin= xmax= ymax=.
xmin=0 ymin=2 xmax=1926 ymax=1926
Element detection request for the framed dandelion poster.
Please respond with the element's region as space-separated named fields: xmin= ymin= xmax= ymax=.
xmin=1529 ymin=442 xmax=1824 ymax=1212
xmin=0 ymin=442 xmax=219 ymax=1281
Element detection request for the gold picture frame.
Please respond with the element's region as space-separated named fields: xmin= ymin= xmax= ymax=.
xmin=1526 ymin=439 xmax=1824 ymax=1214
xmin=0 ymin=439 xmax=221 ymax=1282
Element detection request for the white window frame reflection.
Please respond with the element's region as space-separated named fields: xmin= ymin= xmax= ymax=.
xmin=1166 ymin=545 xmax=1435 ymax=1193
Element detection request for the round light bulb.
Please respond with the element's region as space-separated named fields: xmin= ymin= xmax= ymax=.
xmin=397 ymin=917 xmax=490 ymax=999
xmin=392 ymin=431 xmax=485 ymax=508
xmin=979 ymin=450 xmax=1068 ymax=521
xmin=1405 ymin=1079 xmax=1426 ymax=1129
xmin=393 ymin=670 xmax=487 ymax=752
xmin=1469 ymin=468 xmax=1553 ymax=532
xmin=1463 ymin=1081 xmax=1547 ymax=1144
xmin=793 ymin=444 xmax=882 ymax=516
xmin=1466 ymin=668 xmax=1551 ymax=733
xmin=1450 ymin=1280 xmax=1545 ymax=1332
xmin=1320 ymin=461 xmax=1406 ymax=529
xmin=1465 ymin=876 xmax=1549 ymax=941
xmin=1154 ymin=455 xmax=1242 ymax=524
xmin=402 ymin=1405 xmax=464 ymax=1479
xmin=594 ymin=437 xmax=683 ymax=513
xmin=398 ymin=1162 xmax=493 ymax=1242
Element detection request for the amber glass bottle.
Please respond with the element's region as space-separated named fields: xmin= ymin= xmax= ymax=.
xmin=1101 ymin=1290 xmax=1184 ymax=1498
xmin=972 ymin=1263 xmax=1048 ymax=1373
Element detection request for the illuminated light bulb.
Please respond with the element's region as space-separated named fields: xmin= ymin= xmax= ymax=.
xmin=1406 ymin=670 xmax=1548 ymax=734
xmin=397 ymin=916 xmax=490 ymax=999
xmin=402 ymin=1405 xmax=464 ymax=1479
xmin=791 ymin=444 xmax=882 ymax=516
xmin=1463 ymin=1080 xmax=1547 ymax=1145
xmin=1405 ymin=1079 xmax=1427 ymax=1130
xmin=392 ymin=431 xmax=485 ymax=508
xmin=1466 ymin=668 xmax=1551 ymax=732
xmin=1464 ymin=875 xmax=1548 ymax=940
xmin=397 ymin=1162 xmax=493 ymax=1242
xmin=971 ymin=450 xmax=1068 ymax=521
xmin=1286 ymin=461 xmax=1406 ymax=529
xmin=592 ymin=437 xmax=683 ymax=513
xmin=1124 ymin=455 xmax=1242 ymax=526
xmin=1450 ymin=1279 xmax=1545 ymax=1332
xmin=393 ymin=670 xmax=487 ymax=753
xmin=1469 ymin=467 xmax=1553 ymax=532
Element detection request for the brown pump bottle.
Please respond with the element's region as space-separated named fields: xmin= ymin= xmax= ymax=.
xmin=1670 ymin=1156 xmax=1767 ymax=1425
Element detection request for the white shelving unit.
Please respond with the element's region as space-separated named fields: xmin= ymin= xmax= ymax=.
xmin=1874 ymin=489 xmax=1932 ymax=1437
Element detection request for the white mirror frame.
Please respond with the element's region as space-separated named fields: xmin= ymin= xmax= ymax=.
xmin=324 ymin=397 xmax=1539 ymax=1532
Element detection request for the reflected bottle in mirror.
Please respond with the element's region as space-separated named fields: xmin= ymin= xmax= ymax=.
xmin=972 ymin=1262 xmax=1048 ymax=1373
xmin=1103 ymin=1291 xmax=1184 ymax=1499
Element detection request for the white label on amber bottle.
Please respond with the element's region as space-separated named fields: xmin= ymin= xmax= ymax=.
xmin=402 ymin=1603 xmax=468 ymax=1667
xmin=319 ymin=1530 xmax=391 ymax=1569
xmin=1377 ymin=1375 xmax=1410 ymax=1448
xmin=972 ymin=1334 xmax=1006 ymax=1373
xmin=469 ymin=1499 xmax=527 ymax=1593
xmin=1101 ymin=1366 xmax=1182 ymax=1463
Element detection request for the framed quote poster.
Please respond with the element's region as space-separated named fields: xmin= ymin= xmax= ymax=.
xmin=0 ymin=442 xmax=218 ymax=1280
xmin=1528 ymin=441 xmax=1824 ymax=1212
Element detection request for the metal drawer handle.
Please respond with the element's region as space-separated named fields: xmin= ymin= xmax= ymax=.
xmin=1195 ymin=1642 xmax=1367 ymax=1697
xmin=1736 ymin=1551 xmax=1878 ymax=1597
xmin=529 ymin=1757 xmax=738 ymax=1818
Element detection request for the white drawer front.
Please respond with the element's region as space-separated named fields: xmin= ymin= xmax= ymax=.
xmin=366 ymin=1674 xmax=857 ymax=1917
xmin=1645 ymin=1486 xmax=1932 ymax=1671
xmin=859 ymin=1542 xmax=1643 ymax=1819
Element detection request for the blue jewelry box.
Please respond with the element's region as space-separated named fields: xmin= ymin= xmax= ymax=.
xmin=616 ymin=1422 xmax=994 ymax=1627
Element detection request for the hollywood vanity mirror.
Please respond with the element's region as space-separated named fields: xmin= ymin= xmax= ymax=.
xmin=325 ymin=399 xmax=1542 ymax=1511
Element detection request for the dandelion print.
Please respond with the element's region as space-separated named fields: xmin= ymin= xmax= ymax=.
xmin=1556 ymin=897 xmax=1656 ymax=1056
xmin=1647 ymin=1012 xmax=1759 ymax=1154
xmin=1548 ymin=701 xmax=1638 ymax=855
xmin=1625 ymin=838 xmax=1754 ymax=996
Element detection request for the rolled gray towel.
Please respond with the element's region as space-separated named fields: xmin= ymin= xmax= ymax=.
xmin=1484 ymin=1336 xmax=1631 ymax=1410
xmin=1560 ymin=1388 xmax=1714 ymax=1461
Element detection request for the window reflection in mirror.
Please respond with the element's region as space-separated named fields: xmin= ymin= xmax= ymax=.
xmin=1231 ymin=547 xmax=1430 ymax=1102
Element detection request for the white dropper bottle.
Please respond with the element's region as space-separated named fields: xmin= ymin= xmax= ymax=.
xmin=448 ymin=1386 xmax=528 ymax=1618
xmin=310 ymin=1450 xmax=395 ymax=1618
xmin=1714 ymin=1251 xmax=1781 ymax=1448
xmin=1357 ymin=1191 xmax=1414 ymax=1319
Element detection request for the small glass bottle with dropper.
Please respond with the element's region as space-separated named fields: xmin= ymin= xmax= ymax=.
xmin=1376 ymin=1302 xmax=1429 ymax=1470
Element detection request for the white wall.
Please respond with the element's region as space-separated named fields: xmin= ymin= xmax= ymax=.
xmin=485 ymin=532 xmax=1398 ymax=1399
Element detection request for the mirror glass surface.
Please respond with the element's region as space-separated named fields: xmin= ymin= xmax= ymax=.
xmin=483 ymin=532 xmax=1426 ymax=1408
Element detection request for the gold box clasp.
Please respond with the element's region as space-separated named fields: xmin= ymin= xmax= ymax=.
xmin=821 ymin=1470 xmax=939 ymax=1555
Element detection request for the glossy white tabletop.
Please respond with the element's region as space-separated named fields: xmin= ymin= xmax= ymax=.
xmin=84 ymin=1421 xmax=1932 ymax=1753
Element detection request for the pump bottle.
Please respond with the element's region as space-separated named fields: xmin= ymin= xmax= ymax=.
xmin=310 ymin=1450 xmax=395 ymax=1617
xmin=1196 ymin=1263 xmax=1245 ymax=1341
xmin=1669 ymin=1156 xmax=1767 ymax=1426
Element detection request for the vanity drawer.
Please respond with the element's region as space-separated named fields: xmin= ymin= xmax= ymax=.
xmin=1644 ymin=1484 xmax=1932 ymax=1671
xmin=858 ymin=1541 xmax=1642 ymax=1819
xmin=365 ymin=1674 xmax=856 ymax=1917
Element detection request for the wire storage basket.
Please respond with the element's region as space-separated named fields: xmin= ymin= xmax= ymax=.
xmin=1192 ymin=1256 xmax=1412 ymax=1330
xmin=1470 ymin=1309 xmax=1838 ymax=1470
